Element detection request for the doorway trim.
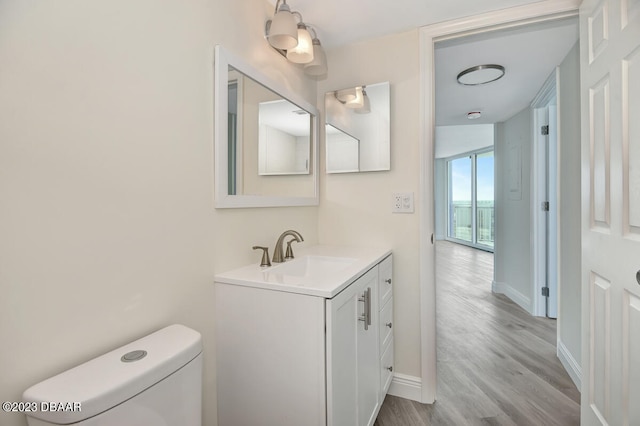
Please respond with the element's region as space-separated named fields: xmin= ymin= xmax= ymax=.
xmin=418 ymin=0 xmax=580 ymax=403
xmin=531 ymin=70 xmax=560 ymax=318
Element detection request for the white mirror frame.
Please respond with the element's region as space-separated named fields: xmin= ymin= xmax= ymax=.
xmin=214 ymin=45 xmax=319 ymax=208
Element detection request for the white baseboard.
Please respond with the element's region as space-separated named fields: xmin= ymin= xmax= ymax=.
xmin=492 ymin=280 xmax=533 ymax=314
xmin=387 ymin=373 xmax=422 ymax=402
xmin=557 ymin=340 xmax=582 ymax=389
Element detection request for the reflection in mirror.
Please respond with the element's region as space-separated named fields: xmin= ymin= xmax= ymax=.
xmin=258 ymin=100 xmax=310 ymax=175
xmin=325 ymin=82 xmax=390 ymax=173
xmin=215 ymin=45 xmax=319 ymax=208
xmin=227 ymin=72 xmax=240 ymax=195
xmin=326 ymin=124 xmax=359 ymax=173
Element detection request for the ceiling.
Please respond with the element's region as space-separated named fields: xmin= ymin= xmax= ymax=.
xmin=435 ymin=17 xmax=579 ymax=126
xmin=269 ymin=0 xmax=547 ymax=48
xmin=268 ymin=1 xmax=579 ymax=128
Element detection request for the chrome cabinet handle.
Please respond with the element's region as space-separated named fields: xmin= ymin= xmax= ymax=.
xmin=386 ymin=322 xmax=393 ymax=329
xmin=385 ymin=278 xmax=392 ymax=285
xmin=366 ymin=288 xmax=371 ymax=326
xmin=358 ymin=287 xmax=372 ymax=330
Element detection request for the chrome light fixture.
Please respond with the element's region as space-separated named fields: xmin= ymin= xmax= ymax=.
xmin=265 ymin=0 xmax=328 ymax=76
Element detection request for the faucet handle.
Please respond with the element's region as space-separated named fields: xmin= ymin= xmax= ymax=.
xmin=285 ymin=239 xmax=297 ymax=260
xmin=252 ymin=246 xmax=272 ymax=267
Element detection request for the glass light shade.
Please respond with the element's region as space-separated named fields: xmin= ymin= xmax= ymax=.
xmin=304 ymin=39 xmax=328 ymax=76
xmin=268 ymin=3 xmax=298 ymax=50
xmin=345 ymin=86 xmax=364 ymax=109
xmin=286 ymin=25 xmax=314 ymax=64
xmin=354 ymin=90 xmax=371 ymax=114
xmin=335 ymin=88 xmax=356 ymax=102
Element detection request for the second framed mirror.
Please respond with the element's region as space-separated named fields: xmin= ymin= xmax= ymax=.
xmin=324 ymin=82 xmax=390 ymax=174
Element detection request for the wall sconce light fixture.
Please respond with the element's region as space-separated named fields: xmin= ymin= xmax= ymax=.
xmin=334 ymin=86 xmax=371 ymax=114
xmin=265 ymin=0 xmax=328 ymax=76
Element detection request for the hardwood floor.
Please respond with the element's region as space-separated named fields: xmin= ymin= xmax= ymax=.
xmin=374 ymin=241 xmax=580 ymax=426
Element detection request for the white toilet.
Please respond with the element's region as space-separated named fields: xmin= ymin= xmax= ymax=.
xmin=23 ymin=324 xmax=202 ymax=426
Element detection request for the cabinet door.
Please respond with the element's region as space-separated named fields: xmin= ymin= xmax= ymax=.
xmin=216 ymin=283 xmax=326 ymax=426
xmin=327 ymin=266 xmax=380 ymax=426
xmin=357 ymin=269 xmax=379 ymax=426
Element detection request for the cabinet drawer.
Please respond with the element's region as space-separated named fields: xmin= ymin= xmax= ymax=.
xmin=379 ymin=298 xmax=393 ymax=351
xmin=378 ymin=255 xmax=393 ymax=307
xmin=380 ymin=339 xmax=394 ymax=395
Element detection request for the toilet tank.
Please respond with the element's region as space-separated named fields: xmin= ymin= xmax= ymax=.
xmin=23 ymin=324 xmax=202 ymax=426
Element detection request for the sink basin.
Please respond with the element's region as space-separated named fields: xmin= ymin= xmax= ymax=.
xmin=214 ymin=245 xmax=391 ymax=298
xmin=266 ymin=255 xmax=357 ymax=278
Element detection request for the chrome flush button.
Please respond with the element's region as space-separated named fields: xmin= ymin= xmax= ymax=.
xmin=121 ymin=350 xmax=147 ymax=362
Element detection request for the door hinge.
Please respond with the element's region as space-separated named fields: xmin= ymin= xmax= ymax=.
xmin=542 ymin=201 xmax=550 ymax=212
xmin=541 ymin=125 xmax=549 ymax=135
xmin=542 ymin=287 xmax=550 ymax=297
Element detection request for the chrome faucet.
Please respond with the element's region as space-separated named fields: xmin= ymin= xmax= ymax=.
xmin=272 ymin=230 xmax=303 ymax=263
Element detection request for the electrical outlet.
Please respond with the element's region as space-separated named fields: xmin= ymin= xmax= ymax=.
xmin=392 ymin=192 xmax=414 ymax=213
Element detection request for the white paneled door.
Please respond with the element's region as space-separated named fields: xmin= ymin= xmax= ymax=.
xmin=580 ymin=0 xmax=640 ymax=424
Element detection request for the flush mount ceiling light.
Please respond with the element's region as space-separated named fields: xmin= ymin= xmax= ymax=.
xmin=467 ymin=111 xmax=482 ymax=120
xmin=457 ymin=64 xmax=505 ymax=86
xmin=265 ymin=0 xmax=328 ymax=76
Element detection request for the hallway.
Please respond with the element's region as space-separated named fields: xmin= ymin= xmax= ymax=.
xmin=375 ymin=241 xmax=580 ymax=425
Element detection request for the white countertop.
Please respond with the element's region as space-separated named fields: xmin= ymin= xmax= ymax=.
xmin=214 ymin=245 xmax=392 ymax=298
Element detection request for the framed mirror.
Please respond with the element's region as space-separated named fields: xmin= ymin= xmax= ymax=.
xmin=324 ymin=82 xmax=390 ymax=173
xmin=214 ymin=45 xmax=319 ymax=208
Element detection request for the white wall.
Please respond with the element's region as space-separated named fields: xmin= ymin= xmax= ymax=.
xmin=493 ymin=107 xmax=533 ymax=312
xmin=318 ymin=30 xmax=422 ymax=379
xmin=0 ymin=2 xmax=319 ymax=426
xmin=557 ymin=42 xmax=582 ymax=385
xmin=259 ymin=125 xmax=297 ymax=173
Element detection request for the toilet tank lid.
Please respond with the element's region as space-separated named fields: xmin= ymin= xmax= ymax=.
xmin=22 ymin=324 xmax=202 ymax=425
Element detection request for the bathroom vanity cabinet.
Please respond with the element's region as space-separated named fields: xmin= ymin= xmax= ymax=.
xmin=215 ymin=247 xmax=393 ymax=426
